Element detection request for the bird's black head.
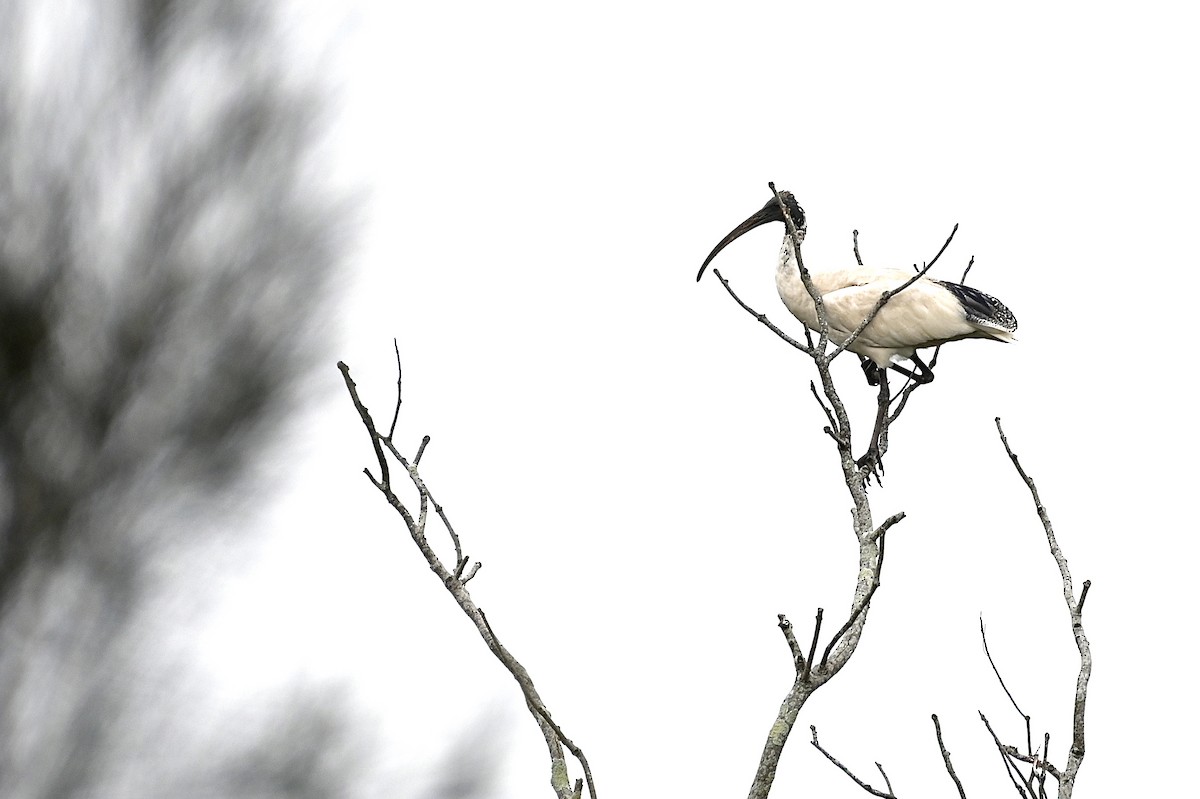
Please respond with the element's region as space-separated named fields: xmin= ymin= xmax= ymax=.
xmin=696 ymin=191 xmax=806 ymax=281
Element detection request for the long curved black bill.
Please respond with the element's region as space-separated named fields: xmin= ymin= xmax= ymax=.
xmin=695 ymin=197 xmax=788 ymax=282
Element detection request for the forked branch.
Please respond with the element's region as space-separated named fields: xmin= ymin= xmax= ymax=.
xmin=994 ymin=418 xmax=1091 ymax=799
xmin=740 ymin=185 xmax=905 ymax=799
xmin=338 ymin=354 xmax=596 ymax=799
xmin=809 ymin=726 xmax=897 ymax=798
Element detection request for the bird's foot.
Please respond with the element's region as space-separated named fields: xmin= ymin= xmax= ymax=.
xmin=856 ymin=448 xmax=884 ymax=485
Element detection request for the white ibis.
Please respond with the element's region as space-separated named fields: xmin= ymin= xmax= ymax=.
xmin=696 ymin=192 xmax=1017 ymax=384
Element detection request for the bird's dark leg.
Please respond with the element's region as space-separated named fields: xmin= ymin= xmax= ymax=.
xmin=856 ymin=372 xmax=891 ymax=483
xmin=859 ymin=356 xmax=881 ymax=386
xmin=886 ymin=353 xmax=935 ymax=385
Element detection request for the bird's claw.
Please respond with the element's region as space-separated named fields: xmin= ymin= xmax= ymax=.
xmin=856 ymin=448 xmax=884 ymax=484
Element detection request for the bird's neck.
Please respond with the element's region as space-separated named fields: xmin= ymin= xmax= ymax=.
xmin=776 ymin=236 xmax=800 ymax=279
xmin=775 ymin=237 xmax=814 ymax=317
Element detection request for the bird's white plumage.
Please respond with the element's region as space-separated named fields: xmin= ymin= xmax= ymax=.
xmin=696 ymin=191 xmax=1017 ymax=382
xmin=774 ymin=237 xmax=1014 ymax=368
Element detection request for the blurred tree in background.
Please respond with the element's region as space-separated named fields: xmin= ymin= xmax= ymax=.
xmin=0 ymin=1 xmax=354 ymax=795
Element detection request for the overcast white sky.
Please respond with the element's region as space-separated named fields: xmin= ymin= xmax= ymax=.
xmin=205 ymin=2 xmax=1199 ymax=796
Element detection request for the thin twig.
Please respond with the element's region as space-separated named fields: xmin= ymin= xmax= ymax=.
xmin=868 ymin=512 xmax=905 ymax=545
xmin=876 ymin=529 xmax=887 ymax=581
xmin=381 ymin=436 xmax=465 ymax=569
xmin=924 ymin=224 xmax=960 ymax=273
xmin=979 ymin=712 xmax=1031 ymax=799
xmin=932 ymin=714 xmax=968 ymax=799
xmin=340 ymin=362 xmax=392 ymax=490
xmin=1003 ymin=746 xmax=1063 ymax=782
xmin=820 ymin=580 xmax=880 ymax=670
xmin=710 ymin=268 xmax=811 ymax=352
xmin=778 ymin=614 xmax=806 ymax=673
xmin=1076 ymin=580 xmax=1091 ymax=615
xmin=388 ymin=339 xmax=403 ymax=440
xmin=875 ymin=763 xmax=894 ymax=796
xmin=459 ymin=561 xmax=482 ymax=583
xmin=959 ymin=255 xmax=976 ymax=284
xmin=810 ymin=381 xmax=840 ymax=440
xmin=414 ymin=434 xmax=430 ymax=465
xmin=801 ymin=608 xmax=824 ymax=681
xmin=810 ymin=726 xmax=896 ymax=798
xmin=980 ymin=618 xmax=1029 ymax=724
xmin=853 ymin=229 xmax=864 ymax=266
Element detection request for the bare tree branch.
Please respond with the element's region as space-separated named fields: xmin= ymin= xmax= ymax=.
xmin=980 ymin=712 xmax=1033 ymax=799
xmin=819 ymin=577 xmax=880 ymax=671
xmin=705 ymin=186 xmax=1078 ymax=799
xmin=996 ymin=418 xmax=1091 ymax=799
xmin=777 ymin=615 xmax=806 ymax=673
xmin=800 ymin=609 xmax=824 ymax=682
xmin=388 ymin=339 xmax=403 ymax=440
xmin=711 ymin=268 xmax=811 ymax=353
xmin=980 ymin=617 xmax=1032 ymax=747
xmin=339 ymin=359 xmax=596 ymax=799
xmin=738 ymin=183 xmax=924 ymax=799
xmin=809 ymin=726 xmax=897 ymax=798
xmin=415 ymin=434 xmax=431 ymax=466
xmin=875 ymin=763 xmax=895 ymax=797
xmin=959 ymin=255 xmax=976 ymax=284
xmin=1003 ymin=746 xmax=1063 ymax=783
xmin=932 ymin=714 xmax=968 ymax=799
xmin=809 ymin=380 xmax=842 ymax=442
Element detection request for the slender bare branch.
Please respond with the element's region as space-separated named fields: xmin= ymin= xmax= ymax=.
xmin=339 ymin=359 xmax=596 ymax=799
xmin=922 ymin=224 xmax=960 ymax=273
xmin=819 ymin=579 xmax=880 ymax=670
xmin=809 ymin=381 xmax=841 ymax=440
xmin=979 ymin=712 xmax=1031 ymax=799
xmin=778 ymin=614 xmax=806 ymax=673
xmin=980 ymin=618 xmax=1029 ymax=726
xmin=875 ymin=763 xmax=894 ymax=796
xmin=481 ymin=610 xmax=599 ymax=799
xmin=959 ymin=255 xmax=976 ymax=284
xmin=1076 ymin=580 xmax=1091 ymax=615
xmin=341 ymin=362 xmax=391 ymax=489
xmin=800 ymin=609 xmax=823 ymax=682
xmin=1003 ymin=746 xmax=1063 ymax=782
xmin=853 ymin=229 xmax=864 ymax=266
xmin=932 ymin=714 xmax=968 ymax=799
xmin=810 ymin=726 xmax=897 ymax=798
xmin=868 ymin=512 xmax=905 ymax=545
xmin=459 ymin=560 xmax=482 ymax=583
xmin=996 ymin=418 xmax=1091 ymax=798
xmin=711 ymin=268 xmax=810 ymax=352
xmin=388 ymin=338 xmax=403 ymax=440
xmin=380 ymin=435 xmax=465 ymax=570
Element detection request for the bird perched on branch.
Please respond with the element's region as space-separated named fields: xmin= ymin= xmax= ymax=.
xmin=696 ymin=192 xmax=1017 ymax=385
